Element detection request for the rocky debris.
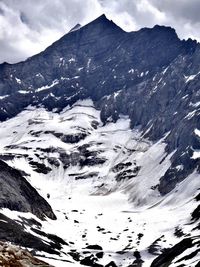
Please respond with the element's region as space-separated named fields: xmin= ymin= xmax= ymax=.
xmin=0 ymin=241 xmax=53 ymax=267
xmin=148 ymin=236 xmax=165 ymax=255
xmin=47 ymin=157 xmax=60 ymax=167
xmin=0 ymin=160 xmax=56 ymax=220
xmin=85 ymin=245 xmax=103 ymax=251
xmin=77 ymin=145 xmax=107 ymax=167
xmin=127 ymin=251 xmax=144 ymax=267
xmin=174 ymin=226 xmax=185 ymax=238
xmin=29 ymin=160 xmax=52 ymax=174
xmin=80 ymin=254 xmax=103 ymax=266
xmin=112 ymin=162 xmax=133 ymax=172
xmin=44 ymin=130 xmax=88 ymax=143
xmin=61 ymin=133 xmax=88 ymax=143
xmin=104 ymin=261 xmax=118 ymax=267
xmin=115 ymin=166 xmax=141 ymax=181
xmin=112 ymin=161 xmax=141 ymax=181
xmin=74 ymin=172 xmax=99 ymax=180
xmin=48 ymin=145 xmax=107 ymax=170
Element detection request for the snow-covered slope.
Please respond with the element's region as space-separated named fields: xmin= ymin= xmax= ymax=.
xmin=0 ymin=100 xmax=199 ymax=267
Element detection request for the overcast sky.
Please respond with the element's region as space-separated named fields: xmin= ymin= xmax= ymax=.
xmin=0 ymin=0 xmax=200 ymax=64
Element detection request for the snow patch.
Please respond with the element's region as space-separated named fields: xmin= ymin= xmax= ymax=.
xmin=35 ymin=79 xmax=59 ymax=92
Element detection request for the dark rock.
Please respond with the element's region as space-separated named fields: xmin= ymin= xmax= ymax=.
xmin=96 ymin=252 xmax=104 ymax=259
xmin=115 ymin=166 xmax=141 ymax=181
xmin=85 ymin=245 xmax=103 ymax=251
xmin=137 ymin=233 xmax=144 ymax=241
xmin=174 ymin=226 xmax=185 ymax=237
xmin=0 ymin=213 xmax=59 ymax=254
xmin=105 ymin=261 xmax=118 ymax=267
xmin=150 ymin=238 xmax=193 ymax=267
xmin=0 ymin=160 xmax=56 ymax=220
xmin=30 ymin=227 xmax=68 ymax=248
xmin=75 ymin=172 xmax=99 ymax=180
xmin=112 ymin=162 xmax=133 ymax=172
xmin=128 ymin=259 xmax=144 ymax=267
xmin=80 ymin=255 xmax=100 ymax=266
xmin=68 ymin=251 xmax=80 ymax=261
xmin=148 ymin=236 xmax=164 ymax=255
xmin=134 ymin=251 xmax=142 ymax=259
xmin=29 ymin=160 xmax=52 ymax=174
xmin=191 ymin=204 xmax=200 ymax=221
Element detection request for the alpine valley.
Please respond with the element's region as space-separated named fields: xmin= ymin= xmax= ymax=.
xmin=0 ymin=15 xmax=199 ymax=267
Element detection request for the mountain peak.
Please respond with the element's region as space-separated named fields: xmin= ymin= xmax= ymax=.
xmin=94 ymin=14 xmax=108 ymax=22
xmin=136 ymin=24 xmax=179 ymax=44
xmin=152 ymin=24 xmax=177 ymax=36
xmin=69 ymin=23 xmax=82 ymax=33
xmin=83 ymin=14 xmax=124 ymax=32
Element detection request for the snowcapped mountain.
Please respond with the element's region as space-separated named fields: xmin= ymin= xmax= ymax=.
xmin=0 ymin=15 xmax=199 ymax=267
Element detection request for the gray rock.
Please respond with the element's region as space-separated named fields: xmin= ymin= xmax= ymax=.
xmin=0 ymin=160 xmax=56 ymax=220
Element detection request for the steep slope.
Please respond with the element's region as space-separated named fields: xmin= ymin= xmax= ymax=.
xmin=0 ymin=15 xmax=199 ymax=195
xmin=0 ymin=100 xmax=199 ymax=267
xmin=0 ymin=14 xmax=200 ymax=266
xmin=0 ymin=159 xmax=56 ymax=220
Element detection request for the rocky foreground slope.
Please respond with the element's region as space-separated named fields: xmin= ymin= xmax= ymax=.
xmin=0 ymin=241 xmax=52 ymax=267
xmin=0 ymin=15 xmax=199 ymax=267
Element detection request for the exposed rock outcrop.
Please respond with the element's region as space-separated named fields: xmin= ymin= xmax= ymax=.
xmin=0 ymin=160 xmax=56 ymax=220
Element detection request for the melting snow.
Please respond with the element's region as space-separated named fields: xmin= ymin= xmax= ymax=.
xmin=128 ymin=69 xmax=135 ymax=74
xmin=189 ymin=101 xmax=200 ymax=108
xmin=15 ymin=77 xmax=22 ymax=84
xmin=18 ymin=90 xmax=30 ymax=94
xmin=185 ymin=72 xmax=200 ymax=83
xmin=0 ymin=95 xmax=9 ymax=99
xmin=35 ymin=79 xmax=59 ymax=92
xmin=0 ymin=100 xmax=199 ymax=267
xmin=69 ymin=58 xmax=76 ymax=63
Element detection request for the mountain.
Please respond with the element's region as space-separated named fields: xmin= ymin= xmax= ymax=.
xmin=0 ymin=14 xmax=199 ymax=267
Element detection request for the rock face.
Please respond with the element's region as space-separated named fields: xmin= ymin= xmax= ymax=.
xmin=0 ymin=213 xmax=66 ymax=255
xmin=150 ymin=237 xmax=199 ymax=267
xmin=0 ymin=160 xmax=56 ymax=220
xmin=0 ymin=14 xmax=199 ymax=194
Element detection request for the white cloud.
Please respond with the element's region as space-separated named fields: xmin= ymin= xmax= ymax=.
xmin=0 ymin=0 xmax=199 ymax=63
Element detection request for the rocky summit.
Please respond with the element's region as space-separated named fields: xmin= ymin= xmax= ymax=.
xmin=0 ymin=15 xmax=199 ymax=267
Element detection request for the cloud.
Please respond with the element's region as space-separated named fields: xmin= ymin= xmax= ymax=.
xmin=101 ymin=0 xmax=200 ymax=41
xmin=0 ymin=0 xmax=199 ymax=63
xmin=0 ymin=0 xmax=102 ymax=63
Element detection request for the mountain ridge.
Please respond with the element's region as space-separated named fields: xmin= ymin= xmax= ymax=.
xmin=0 ymin=15 xmax=200 ymax=267
xmin=0 ymin=14 xmax=199 ymax=195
